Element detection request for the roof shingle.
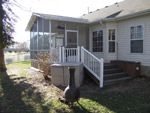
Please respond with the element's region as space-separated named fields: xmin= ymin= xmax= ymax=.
xmin=81 ymin=0 xmax=150 ymax=22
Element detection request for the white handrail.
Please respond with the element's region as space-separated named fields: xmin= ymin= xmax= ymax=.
xmin=81 ymin=47 xmax=102 ymax=62
xmin=59 ymin=46 xmax=104 ymax=88
xmin=81 ymin=46 xmax=104 ymax=88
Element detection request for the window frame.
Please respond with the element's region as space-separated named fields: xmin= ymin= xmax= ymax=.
xmin=92 ymin=30 xmax=103 ymax=52
xmin=130 ymin=25 xmax=144 ymax=54
xmin=108 ymin=29 xmax=116 ymax=53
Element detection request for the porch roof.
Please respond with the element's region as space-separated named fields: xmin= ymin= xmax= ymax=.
xmin=25 ymin=13 xmax=89 ymax=31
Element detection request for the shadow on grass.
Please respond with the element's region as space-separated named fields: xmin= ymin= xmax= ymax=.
xmin=79 ymin=79 xmax=150 ymax=113
xmin=0 ymin=72 xmax=50 ymax=113
xmin=55 ymin=86 xmax=92 ymax=113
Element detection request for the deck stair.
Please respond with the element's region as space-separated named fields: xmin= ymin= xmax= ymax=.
xmin=85 ymin=63 xmax=132 ymax=86
xmin=60 ymin=46 xmax=133 ymax=88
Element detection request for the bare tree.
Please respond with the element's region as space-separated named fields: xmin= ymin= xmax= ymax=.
xmin=15 ymin=41 xmax=29 ymax=53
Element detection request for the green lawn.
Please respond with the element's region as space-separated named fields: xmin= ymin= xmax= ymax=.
xmin=0 ymin=61 xmax=150 ymax=113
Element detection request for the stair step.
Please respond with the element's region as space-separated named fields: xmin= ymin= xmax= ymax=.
xmin=104 ymin=68 xmax=122 ymax=74
xmin=104 ymin=77 xmax=133 ymax=85
xmin=104 ymin=72 xmax=127 ymax=80
xmin=104 ymin=65 xmax=117 ymax=69
xmin=104 ymin=63 xmax=116 ymax=66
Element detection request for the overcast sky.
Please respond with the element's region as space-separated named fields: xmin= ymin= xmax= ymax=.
xmin=11 ymin=0 xmax=124 ymax=42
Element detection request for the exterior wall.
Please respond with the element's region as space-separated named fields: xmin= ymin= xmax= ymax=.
xmin=117 ymin=15 xmax=150 ymax=67
xmin=105 ymin=22 xmax=117 ymax=62
xmin=89 ymin=22 xmax=118 ymax=62
xmin=90 ymin=23 xmax=106 ymax=60
xmin=78 ymin=25 xmax=89 ymax=49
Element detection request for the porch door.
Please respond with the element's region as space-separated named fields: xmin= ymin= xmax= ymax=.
xmin=66 ymin=30 xmax=78 ymax=48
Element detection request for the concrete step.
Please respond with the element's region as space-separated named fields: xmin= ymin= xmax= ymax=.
xmin=104 ymin=72 xmax=127 ymax=80
xmin=104 ymin=77 xmax=133 ymax=85
xmin=104 ymin=68 xmax=122 ymax=74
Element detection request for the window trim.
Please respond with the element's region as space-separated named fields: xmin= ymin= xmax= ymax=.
xmin=108 ymin=29 xmax=116 ymax=53
xmin=92 ymin=30 xmax=103 ymax=53
xmin=130 ymin=24 xmax=144 ymax=54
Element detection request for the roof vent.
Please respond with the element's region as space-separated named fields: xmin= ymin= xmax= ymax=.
xmin=105 ymin=6 xmax=108 ymax=8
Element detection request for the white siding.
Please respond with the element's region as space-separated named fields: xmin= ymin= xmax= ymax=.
xmin=90 ymin=23 xmax=106 ymax=60
xmin=105 ymin=22 xmax=117 ymax=62
xmin=78 ymin=25 xmax=88 ymax=48
xmin=117 ymin=15 xmax=150 ymax=66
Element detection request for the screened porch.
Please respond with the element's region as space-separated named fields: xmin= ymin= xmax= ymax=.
xmin=30 ymin=16 xmax=89 ymax=63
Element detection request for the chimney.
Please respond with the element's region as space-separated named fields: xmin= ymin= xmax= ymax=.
xmin=87 ymin=7 xmax=89 ymax=14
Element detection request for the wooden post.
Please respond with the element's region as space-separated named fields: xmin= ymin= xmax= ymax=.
xmin=77 ymin=46 xmax=80 ymax=62
xmin=59 ymin=47 xmax=62 ymax=63
xmin=100 ymin=59 xmax=104 ymax=88
xmin=81 ymin=46 xmax=84 ymax=63
xmin=62 ymin=47 xmax=65 ymax=63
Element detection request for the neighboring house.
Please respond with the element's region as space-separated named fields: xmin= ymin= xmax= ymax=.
xmin=26 ymin=0 xmax=150 ymax=87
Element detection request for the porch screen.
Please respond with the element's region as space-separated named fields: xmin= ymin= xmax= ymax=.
xmin=30 ymin=17 xmax=50 ymax=61
xmin=92 ymin=30 xmax=103 ymax=52
xmin=130 ymin=25 xmax=143 ymax=53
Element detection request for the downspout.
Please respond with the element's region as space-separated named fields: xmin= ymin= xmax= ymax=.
xmin=117 ymin=42 xmax=118 ymax=60
xmin=89 ymin=25 xmax=92 ymax=52
xmin=99 ymin=20 xmax=105 ymax=27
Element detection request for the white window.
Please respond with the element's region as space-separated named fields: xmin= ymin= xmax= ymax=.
xmin=92 ymin=30 xmax=103 ymax=52
xmin=130 ymin=25 xmax=143 ymax=53
xmin=108 ymin=29 xmax=115 ymax=52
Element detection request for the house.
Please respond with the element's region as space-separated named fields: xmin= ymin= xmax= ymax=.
xmin=26 ymin=0 xmax=150 ymax=87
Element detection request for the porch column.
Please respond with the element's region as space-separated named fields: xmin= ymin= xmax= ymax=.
xmin=65 ymin=23 xmax=67 ymax=47
xmin=77 ymin=25 xmax=79 ymax=47
xmin=49 ymin=20 xmax=51 ymax=54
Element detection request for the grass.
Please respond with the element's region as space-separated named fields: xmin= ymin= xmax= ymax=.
xmin=0 ymin=61 xmax=150 ymax=113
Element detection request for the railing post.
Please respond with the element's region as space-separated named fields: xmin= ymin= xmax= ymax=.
xmin=77 ymin=46 xmax=80 ymax=62
xmin=62 ymin=47 xmax=65 ymax=63
xmin=59 ymin=47 xmax=62 ymax=62
xmin=100 ymin=59 xmax=104 ymax=88
xmin=81 ymin=46 xmax=84 ymax=63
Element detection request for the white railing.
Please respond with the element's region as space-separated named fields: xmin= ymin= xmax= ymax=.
xmin=59 ymin=46 xmax=80 ymax=63
xmin=59 ymin=46 xmax=104 ymax=88
xmin=81 ymin=46 xmax=104 ymax=88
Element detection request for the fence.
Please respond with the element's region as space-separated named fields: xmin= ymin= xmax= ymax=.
xmin=5 ymin=53 xmax=30 ymax=64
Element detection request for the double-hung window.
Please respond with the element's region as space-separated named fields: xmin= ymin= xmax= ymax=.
xmin=109 ymin=29 xmax=115 ymax=52
xmin=130 ymin=25 xmax=143 ymax=53
xmin=93 ymin=30 xmax=103 ymax=52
